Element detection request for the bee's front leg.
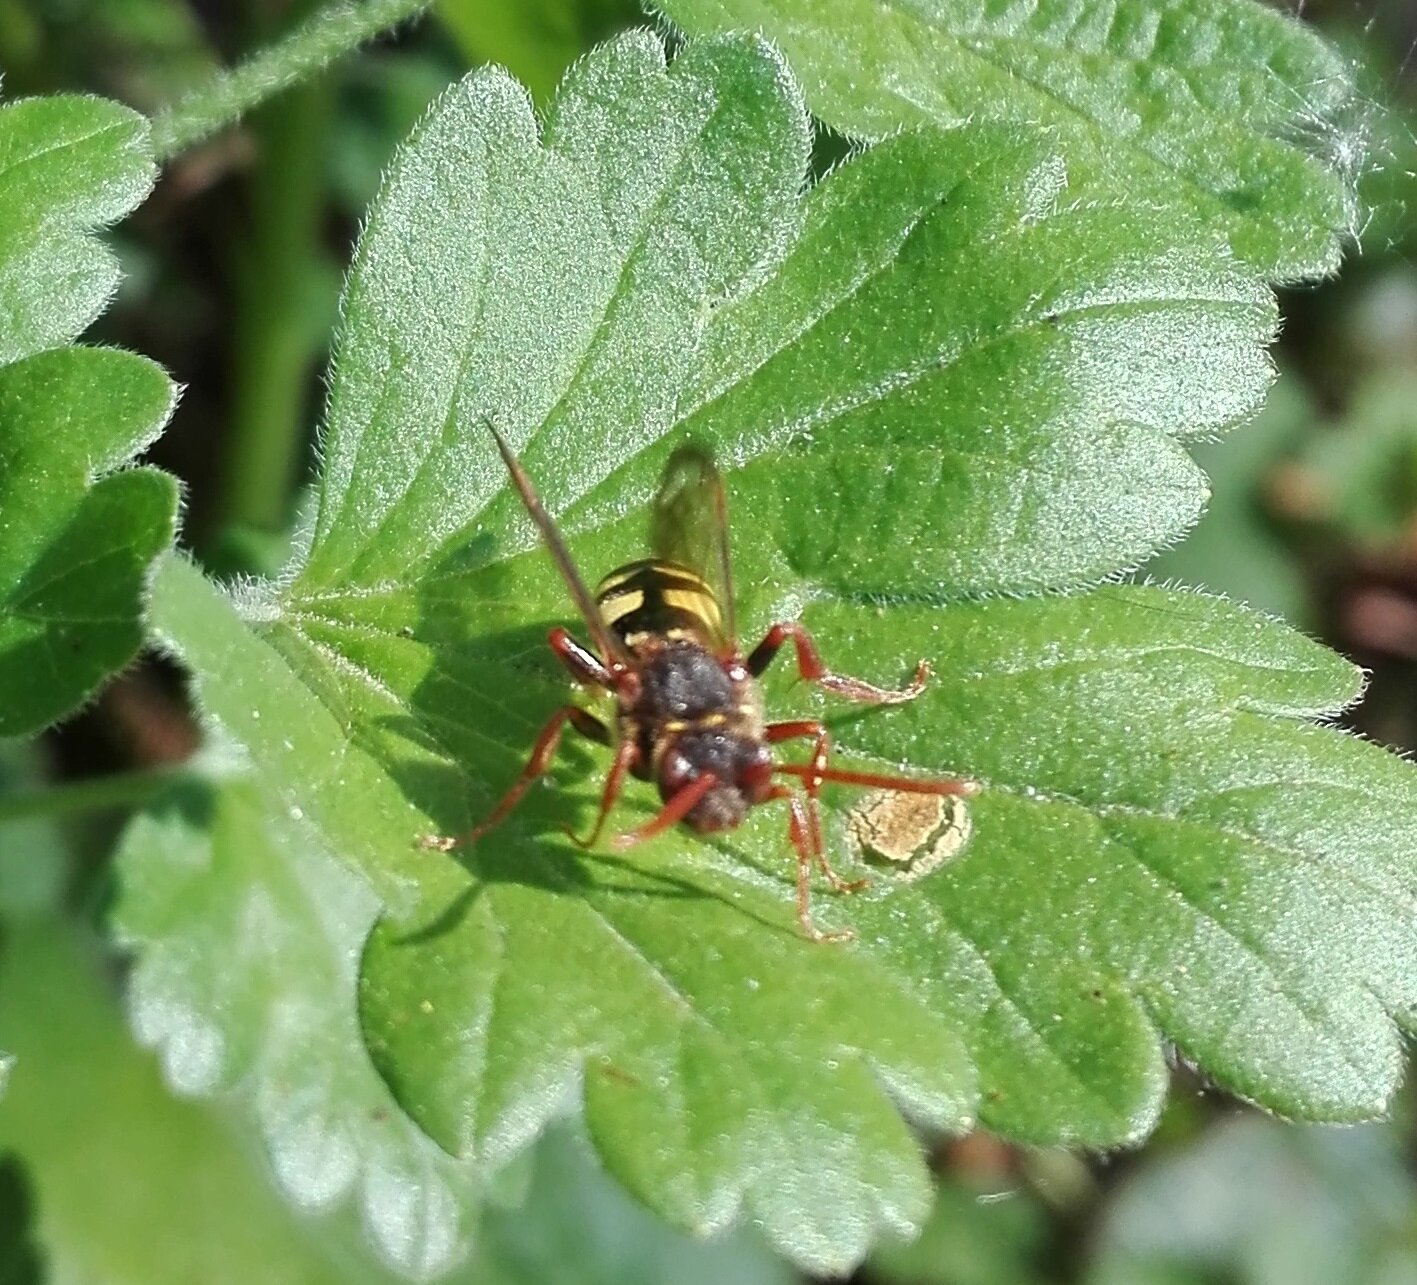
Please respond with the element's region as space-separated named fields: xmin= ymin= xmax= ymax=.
xmin=746 ymin=621 xmax=928 ymax=704
xmin=421 ymin=704 xmax=610 ymax=851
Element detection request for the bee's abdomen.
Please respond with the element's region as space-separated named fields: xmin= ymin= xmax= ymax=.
xmin=595 ymin=559 xmax=724 ymax=651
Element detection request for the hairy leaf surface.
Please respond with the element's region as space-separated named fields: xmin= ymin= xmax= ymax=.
xmin=112 ymin=774 xmax=484 ymax=1279
xmin=0 ymin=95 xmax=177 ymax=736
xmin=141 ymin=32 xmax=1414 ymax=1274
xmin=654 ymin=0 xmax=1362 ymax=280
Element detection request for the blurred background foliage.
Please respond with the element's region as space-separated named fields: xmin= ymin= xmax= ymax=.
xmin=0 ymin=0 xmax=1415 ymax=1281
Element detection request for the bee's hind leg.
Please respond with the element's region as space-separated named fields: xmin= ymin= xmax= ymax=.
xmin=764 ymin=785 xmax=855 ymax=943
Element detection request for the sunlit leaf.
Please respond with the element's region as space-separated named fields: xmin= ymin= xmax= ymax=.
xmin=0 ymin=94 xmax=154 ymax=362
xmin=654 ymin=0 xmax=1363 ymax=280
xmin=111 ymin=771 xmax=799 ymax=1282
xmin=142 ymin=31 xmax=1417 ymax=1275
xmin=0 ymin=94 xmax=177 ymax=736
xmin=112 ymin=774 xmax=483 ymax=1280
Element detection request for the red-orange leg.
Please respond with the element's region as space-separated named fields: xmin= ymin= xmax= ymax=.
xmin=767 ymin=721 xmax=867 ymax=897
xmin=549 ymin=627 xmax=615 ymax=688
xmin=563 ymin=736 xmax=638 ymax=849
xmin=608 ymin=773 xmax=719 ymax=851
xmin=747 ymin=621 xmax=929 ymax=704
xmin=766 ymin=719 xmax=827 ymax=747
xmin=422 ymin=704 xmax=610 ymax=852
xmin=770 ymin=786 xmax=853 ymax=943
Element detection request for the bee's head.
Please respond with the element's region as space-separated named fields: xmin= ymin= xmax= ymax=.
xmin=658 ymin=730 xmax=773 ymax=832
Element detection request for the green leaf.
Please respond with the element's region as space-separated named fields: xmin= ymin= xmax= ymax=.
xmin=111 ymin=774 xmax=484 ymax=1280
xmin=111 ymin=772 xmax=799 ymax=1282
xmin=144 ymin=31 xmax=1417 ymax=1275
xmin=298 ymin=37 xmax=1272 ymax=602
xmin=653 ymin=0 xmax=1363 ymax=281
xmin=0 ymin=95 xmax=154 ymax=362
xmin=0 ymin=347 xmax=178 ymax=737
xmin=298 ymin=31 xmax=812 ymax=592
xmin=0 ymin=95 xmax=178 ymax=737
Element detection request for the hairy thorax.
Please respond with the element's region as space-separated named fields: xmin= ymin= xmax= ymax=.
xmin=626 ymin=639 xmax=771 ymax=832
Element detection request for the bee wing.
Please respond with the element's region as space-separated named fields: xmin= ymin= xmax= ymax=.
xmin=650 ymin=443 xmax=737 ymax=647
xmin=485 ymin=420 xmax=626 ymax=663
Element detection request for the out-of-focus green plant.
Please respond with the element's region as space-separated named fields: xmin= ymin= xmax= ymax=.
xmin=1148 ymin=375 xmax=1315 ymax=623
xmin=1089 ymin=1116 xmax=1417 ymax=1285
xmin=437 ymin=0 xmax=641 ymax=102
xmin=2 ymin=0 xmax=1413 ymax=1279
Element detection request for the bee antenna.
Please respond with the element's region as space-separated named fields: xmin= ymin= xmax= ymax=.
xmin=483 ymin=418 xmax=624 ymax=662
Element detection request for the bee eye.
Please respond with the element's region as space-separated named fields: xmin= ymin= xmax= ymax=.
xmin=661 ymin=752 xmax=693 ymax=790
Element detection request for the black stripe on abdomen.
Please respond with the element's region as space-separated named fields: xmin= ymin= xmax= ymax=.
xmin=596 ymin=559 xmax=723 ymax=646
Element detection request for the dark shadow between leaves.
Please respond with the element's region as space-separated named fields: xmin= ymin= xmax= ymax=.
xmin=0 ymin=1151 xmax=46 ymax=1285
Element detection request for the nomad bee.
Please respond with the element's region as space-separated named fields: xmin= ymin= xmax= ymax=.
xmin=432 ymin=422 xmax=977 ymax=941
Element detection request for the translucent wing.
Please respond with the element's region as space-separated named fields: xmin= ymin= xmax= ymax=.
xmin=650 ymin=444 xmax=737 ymax=647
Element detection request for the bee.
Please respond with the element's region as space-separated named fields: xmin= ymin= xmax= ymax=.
xmin=430 ymin=422 xmax=978 ymax=940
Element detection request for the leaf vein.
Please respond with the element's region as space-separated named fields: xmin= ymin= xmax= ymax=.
xmin=890 ymin=6 xmax=1336 ymax=228
xmin=518 ymin=88 xmax=736 ymax=495
xmin=0 ymin=116 xmax=137 ymax=193
xmin=1102 ymin=820 xmax=1376 ymax=1077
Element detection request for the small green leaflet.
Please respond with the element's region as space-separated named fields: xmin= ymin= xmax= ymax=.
xmin=0 ymin=95 xmax=178 ymax=737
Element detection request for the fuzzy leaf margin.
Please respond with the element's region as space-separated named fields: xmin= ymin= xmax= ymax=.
xmin=137 ymin=31 xmax=1417 ymax=1276
xmin=653 ymin=0 xmax=1364 ymax=281
xmin=0 ymin=95 xmax=178 ymax=737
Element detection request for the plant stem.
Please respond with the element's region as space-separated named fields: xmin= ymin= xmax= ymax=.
xmin=149 ymin=0 xmax=435 ymax=162
xmin=0 ymin=0 xmax=40 ymax=83
xmin=0 ymin=767 xmax=199 ymax=825
xmin=220 ymin=80 xmax=335 ymax=534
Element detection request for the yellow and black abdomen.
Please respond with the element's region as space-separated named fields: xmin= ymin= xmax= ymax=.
xmin=595 ymin=559 xmax=726 ymax=654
